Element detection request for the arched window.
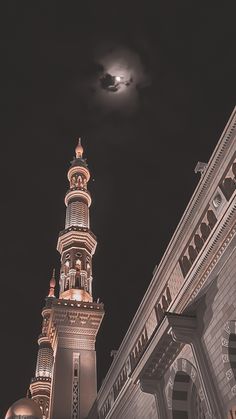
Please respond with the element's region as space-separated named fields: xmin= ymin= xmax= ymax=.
xmin=221 ymin=177 xmax=235 ymax=200
xmin=76 ymin=259 xmax=81 ymax=270
xmin=229 ymin=334 xmax=236 ymax=373
xmin=188 ymin=245 xmax=198 ymax=263
xmin=156 ymin=303 xmax=164 ymax=322
xmin=194 ymin=234 xmax=204 ymax=252
xmin=167 ymin=359 xmax=208 ymax=419
xmin=162 ymin=295 xmax=168 ymax=311
xmin=172 ymin=371 xmax=190 ymax=419
xmin=166 ymin=287 xmax=172 ymax=305
xmin=70 ymin=175 xmax=77 ymax=188
xmin=200 ymin=222 xmax=210 ymax=241
xmin=207 ymin=210 xmax=217 ymax=229
xmin=78 ymin=175 xmax=83 ymax=188
xmin=86 ymin=262 xmax=91 ymax=277
xmin=64 ymin=260 xmax=70 ymax=275
xmin=172 ymin=371 xmax=206 ymax=419
xmin=180 ymin=255 xmax=191 ymax=276
xmin=232 ymin=162 xmax=236 ymax=178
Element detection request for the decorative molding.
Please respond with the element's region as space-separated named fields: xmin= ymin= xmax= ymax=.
xmin=176 ymin=198 xmax=236 ymax=311
xmin=57 ymin=326 xmax=99 ymax=336
xmin=222 ymin=320 xmax=236 ymax=399
xmin=59 ymin=336 xmax=95 ymax=350
xmin=72 ymin=353 xmax=80 ymax=419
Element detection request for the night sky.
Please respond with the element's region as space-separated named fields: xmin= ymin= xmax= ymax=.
xmin=1 ymin=2 xmax=236 ymax=416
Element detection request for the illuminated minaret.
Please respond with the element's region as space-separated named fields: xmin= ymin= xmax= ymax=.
xmin=57 ymin=138 xmax=96 ymax=302
xmin=30 ymin=271 xmax=56 ymax=419
xmin=30 ymin=140 xmax=104 ymax=419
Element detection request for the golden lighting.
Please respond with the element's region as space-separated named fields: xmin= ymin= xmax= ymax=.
xmin=60 ymin=288 xmax=92 ymax=302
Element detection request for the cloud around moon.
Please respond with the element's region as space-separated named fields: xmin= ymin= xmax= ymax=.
xmin=75 ymin=43 xmax=151 ymax=116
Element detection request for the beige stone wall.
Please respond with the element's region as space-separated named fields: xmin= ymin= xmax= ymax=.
xmin=50 ymin=347 xmax=97 ymax=419
xmin=199 ymin=246 xmax=236 ymax=415
xmin=110 ymin=383 xmax=158 ymax=419
xmin=87 ymin=109 xmax=236 ymax=419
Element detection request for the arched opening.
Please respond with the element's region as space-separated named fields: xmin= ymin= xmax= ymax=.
xmin=78 ymin=175 xmax=83 ymax=188
xmin=229 ymin=334 xmax=236 ymax=380
xmin=221 ymin=177 xmax=235 ymax=200
xmin=207 ymin=210 xmax=217 ymax=229
xmin=162 ymin=295 xmax=168 ymax=311
xmin=156 ymin=303 xmax=164 ymax=322
xmin=172 ymin=371 xmax=206 ymax=419
xmin=64 ymin=260 xmax=70 ymax=275
xmin=86 ymin=262 xmax=91 ymax=277
xmin=141 ymin=333 xmax=146 ymax=348
xmin=194 ymin=234 xmax=204 ymax=252
xmin=180 ymin=255 xmax=191 ymax=276
xmin=232 ymin=163 xmax=236 ymax=178
xmin=188 ymin=245 xmax=198 ymax=263
xmin=200 ymin=222 xmax=210 ymax=241
xmin=166 ymin=286 xmax=172 ymax=305
xmin=75 ymin=259 xmax=81 ymax=271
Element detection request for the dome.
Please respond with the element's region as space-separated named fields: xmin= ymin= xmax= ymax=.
xmin=5 ymin=398 xmax=43 ymax=419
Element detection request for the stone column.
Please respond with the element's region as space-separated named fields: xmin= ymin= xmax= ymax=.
xmin=170 ymin=321 xmax=224 ymax=419
xmin=140 ymin=378 xmax=168 ymax=419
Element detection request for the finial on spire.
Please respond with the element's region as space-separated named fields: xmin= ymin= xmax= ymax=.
xmin=75 ymin=138 xmax=84 ymax=158
xmin=48 ymin=268 xmax=56 ymax=297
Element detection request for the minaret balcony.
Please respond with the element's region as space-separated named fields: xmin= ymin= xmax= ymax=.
xmin=57 ymin=226 xmax=97 ymax=254
xmin=65 ymin=188 xmax=91 ymax=207
xmin=30 ymin=377 xmax=51 ymax=396
xmin=67 ymin=164 xmax=90 ymax=183
xmin=38 ymin=333 xmax=50 ymax=346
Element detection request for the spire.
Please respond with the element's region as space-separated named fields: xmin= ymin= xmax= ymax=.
xmin=75 ymin=138 xmax=84 ymax=158
xmin=48 ymin=268 xmax=56 ymax=297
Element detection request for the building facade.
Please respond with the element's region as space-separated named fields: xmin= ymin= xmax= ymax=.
xmin=5 ymin=108 xmax=236 ymax=419
xmin=87 ymin=108 xmax=236 ymax=419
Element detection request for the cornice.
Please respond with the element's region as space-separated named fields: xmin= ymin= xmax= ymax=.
xmin=172 ymin=195 xmax=236 ymax=311
xmin=57 ymin=227 xmax=97 ymax=254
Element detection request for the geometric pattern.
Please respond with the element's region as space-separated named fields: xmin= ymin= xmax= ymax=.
xmin=72 ymin=353 xmax=80 ymax=419
xmin=222 ymin=320 xmax=236 ymax=399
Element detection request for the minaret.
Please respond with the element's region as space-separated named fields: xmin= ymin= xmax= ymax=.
xmin=30 ymin=140 xmax=104 ymax=419
xmin=57 ymin=138 xmax=96 ymax=302
xmin=30 ymin=271 xmax=55 ymax=419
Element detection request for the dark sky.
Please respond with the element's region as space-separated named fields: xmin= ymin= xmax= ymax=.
xmin=1 ymin=2 xmax=236 ymax=416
